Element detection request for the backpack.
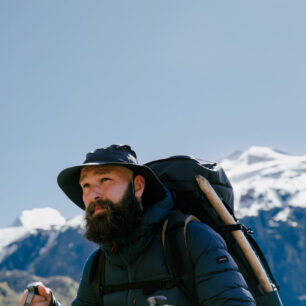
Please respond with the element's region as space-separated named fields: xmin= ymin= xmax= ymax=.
xmin=90 ymin=155 xmax=283 ymax=306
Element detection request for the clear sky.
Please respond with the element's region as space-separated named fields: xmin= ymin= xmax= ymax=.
xmin=1 ymin=1 xmax=305 ymax=228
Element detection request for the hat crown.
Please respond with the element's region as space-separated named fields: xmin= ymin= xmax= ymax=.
xmin=84 ymin=144 xmax=138 ymax=165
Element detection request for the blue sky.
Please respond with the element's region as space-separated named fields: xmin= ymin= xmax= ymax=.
xmin=1 ymin=1 xmax=305 ymax=228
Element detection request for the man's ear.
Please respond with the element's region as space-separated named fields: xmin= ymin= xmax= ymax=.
xmin=133 ymin=175 xmax=145 ymax=199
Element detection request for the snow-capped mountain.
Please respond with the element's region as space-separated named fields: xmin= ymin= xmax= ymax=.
xmin=0 ymin=146 xmax=305 ymax=305
xmin=12 ymin=207 xmax=67 ymax=228
xmin=0 ymin=208 xmax=84 ymax=263
xmin=220 ymin=146 xmax=306 ymax=222
xmin=0 ymin=208 xmax=92 ymax=281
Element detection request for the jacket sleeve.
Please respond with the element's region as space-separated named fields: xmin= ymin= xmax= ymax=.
xmin=71 ymin=250 xmax=101 ymax=306
xmin=187 ymin=221 xmax=256 ymax=306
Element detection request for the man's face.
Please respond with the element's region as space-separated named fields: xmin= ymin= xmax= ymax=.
xmin=80 ymin=165 xmax=134 ymax=212
xmin=79 ymin=165 xmax=144 ymax=244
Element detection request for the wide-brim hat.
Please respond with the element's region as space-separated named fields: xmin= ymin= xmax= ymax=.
xmin=57 ymin=144 xmax=166 ymax=210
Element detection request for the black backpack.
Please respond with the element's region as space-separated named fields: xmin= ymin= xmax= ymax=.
xmin=90 ymin=156 xmax=283 ymax=306
xmin=146 ymin=156 xmax=283 ymax=306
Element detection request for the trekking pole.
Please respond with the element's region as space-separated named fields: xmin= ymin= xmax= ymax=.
xmin=24 ymin=282 xmax=42 ymax=306
xmin=195 ymin=175 xmax=274 ymax=294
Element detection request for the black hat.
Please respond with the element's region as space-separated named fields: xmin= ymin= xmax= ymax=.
xmin=57 ymin=144 xmax=166 ymax=210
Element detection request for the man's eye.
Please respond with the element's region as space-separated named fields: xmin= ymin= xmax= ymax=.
xmin=82 ymin=183 xmax=89 ymax=188
xmin=101 ymin=178 xmax=110 ymax=182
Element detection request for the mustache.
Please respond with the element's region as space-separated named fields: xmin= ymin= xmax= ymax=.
xmin=86 ymin=199 xmax=112 ymax=216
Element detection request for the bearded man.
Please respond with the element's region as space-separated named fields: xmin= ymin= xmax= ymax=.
xmin=20 ymin=144 xmax=255 ymax=306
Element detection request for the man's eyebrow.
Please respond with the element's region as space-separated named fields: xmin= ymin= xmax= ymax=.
xmin=93 ymin=168 xmax=112 ymax=175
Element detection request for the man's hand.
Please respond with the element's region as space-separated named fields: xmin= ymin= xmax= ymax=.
xmin=19 ymin=283 xmax=53 ymax=306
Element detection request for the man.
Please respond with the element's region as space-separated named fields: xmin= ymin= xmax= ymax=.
xmin=20 ymin=144 xmax=255 ymax=305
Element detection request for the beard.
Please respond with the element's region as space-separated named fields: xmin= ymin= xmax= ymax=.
xmin=84 ymin=182 xmax=143 ymax=244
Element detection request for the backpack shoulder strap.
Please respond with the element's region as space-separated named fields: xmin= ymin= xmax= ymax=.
xmin=89 ymin=248 xmax=105 ymax=306
xmin=161 ymin=210 xmax=201 ymax=306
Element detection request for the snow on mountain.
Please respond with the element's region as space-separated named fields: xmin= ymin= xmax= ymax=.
xmin=65 ymin=215 xmax=85 ymax=229
xmin=220 ymin=146 xmax=306 ymax=219
xmin=0 ymin=207 xmax=83 ymax=262
xmin=19 ymin=207 xmax=66 ymax=229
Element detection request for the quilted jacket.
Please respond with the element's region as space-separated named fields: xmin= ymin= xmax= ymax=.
xmin=70 ymin=189 xmax=255 ymax=306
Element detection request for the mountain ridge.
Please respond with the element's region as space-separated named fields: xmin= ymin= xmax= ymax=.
xmin=220 ymin=146 xmax=306 ymax=218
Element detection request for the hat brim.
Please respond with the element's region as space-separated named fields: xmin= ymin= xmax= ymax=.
xmin=57 ymin=162 xmax=166 ymax=210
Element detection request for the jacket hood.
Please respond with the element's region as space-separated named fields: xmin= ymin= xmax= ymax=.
xmin=137 ymin=187 xmax=174 ymax=234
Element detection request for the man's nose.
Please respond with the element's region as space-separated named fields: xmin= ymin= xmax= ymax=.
xmin=89 ymin=185 xmax=103 ymax=201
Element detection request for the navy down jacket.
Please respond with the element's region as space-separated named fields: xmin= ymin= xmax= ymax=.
xmin=71 ymin=189 xmax=255 ymax=306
